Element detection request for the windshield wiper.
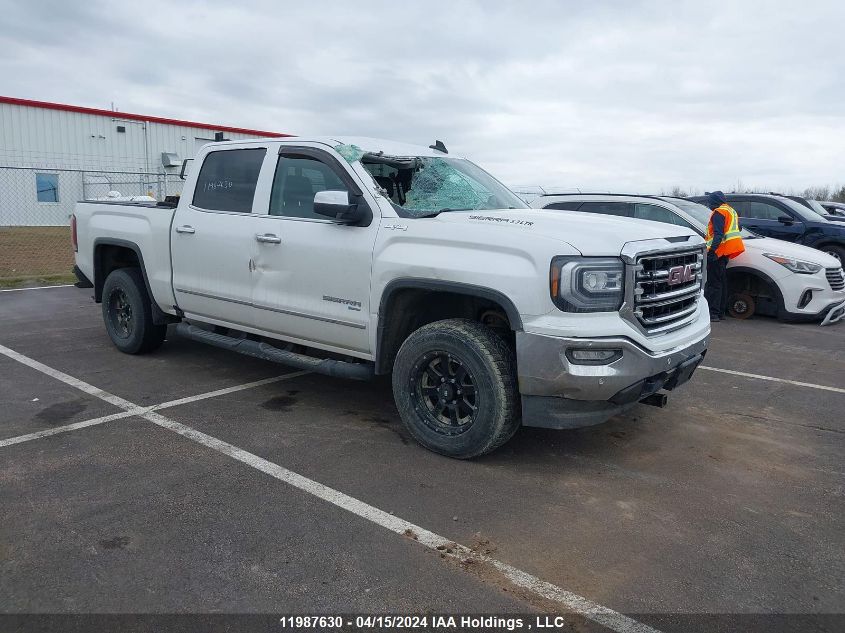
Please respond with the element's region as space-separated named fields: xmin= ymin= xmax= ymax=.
xmin=413 ymin=208 xmax=472 ymax=219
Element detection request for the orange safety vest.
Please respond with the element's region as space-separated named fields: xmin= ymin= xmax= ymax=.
xmin=706 ymin=204 xmax=745 ymax=259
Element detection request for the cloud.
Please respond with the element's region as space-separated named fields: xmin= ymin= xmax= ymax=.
xmin=1 ymin=0 xmax=843 ymax=191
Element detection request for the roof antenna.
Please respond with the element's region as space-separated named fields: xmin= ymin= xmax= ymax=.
xmin=429 ymin=140 xmax=448 ymax=154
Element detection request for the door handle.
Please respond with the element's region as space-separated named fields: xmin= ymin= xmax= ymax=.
xmin=255 ymin=233 xmax=281 ymax=244
xmin=175 ymin=225 xmax=195 ymax=234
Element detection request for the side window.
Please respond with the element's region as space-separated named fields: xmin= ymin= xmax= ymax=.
xmin=729 ymin=200 xmax=748 ymax=216
xmin=544 ymin=201 xmax=583 ymax=211
xmin=575 ymin=201 xmax=633 ymax=217
xmin=192 ymin=148 xmax=267 ymax=213
xmin=742 ymin=201 xmax=787 ymax=220
xmin=269 ymin=154 xmax=349 ymax=219
xmin=632 ymin=203 xmax=688 ymax=227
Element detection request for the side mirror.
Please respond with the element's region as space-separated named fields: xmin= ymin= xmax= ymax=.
xmin=777 ymin=215 xmax=794 ymax=225
xmin=313 ymin=190 xmax=364 ymax=224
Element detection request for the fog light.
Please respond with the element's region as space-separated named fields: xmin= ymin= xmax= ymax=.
xmin=798 ymin=290 xmax=813 ymax=309
xmin=566 ymin=348 xmax=623 ymax=365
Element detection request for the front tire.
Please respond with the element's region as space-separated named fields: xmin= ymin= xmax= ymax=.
xmin=728 ymin=292 xmax=756 ymax=319
xmin=392 ymin=319 xmax=520 ymax=458
xmin=101 ymin=268 xmax=167 ymax=354
xmin=821 ymin=244 xmax=845 ymax=266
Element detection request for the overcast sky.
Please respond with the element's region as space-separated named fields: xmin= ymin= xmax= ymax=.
xmin=1 ymin=0 xmax=843 ymax=192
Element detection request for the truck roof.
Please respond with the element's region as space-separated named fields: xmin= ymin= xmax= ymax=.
xmin=209 ymin=136 xmax=458 ymax=158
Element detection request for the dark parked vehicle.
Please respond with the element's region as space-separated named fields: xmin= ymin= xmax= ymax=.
xmin=821 ymin=201 xmax=845 ymax=217
xmin=689 ymin=193 xmax=845 ymax=264
xmin=776 ymin=194 xmax=845 ymax=224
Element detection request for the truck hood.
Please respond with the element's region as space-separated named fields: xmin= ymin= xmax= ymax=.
xmin=744 ymin=236 xmax=841 ymax=268
xmin=435 ymin=209 xmax=699 ymax=255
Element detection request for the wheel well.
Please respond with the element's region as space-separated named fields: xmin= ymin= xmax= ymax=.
xmin=815 ymin=241 xmax=844 ymax=255
xmin=94 ymin=244 xmax=144 ymax=302
xmin=375 ymin=287 xmax=517 ymax=374
xmin=727 ymin=268 xmax=783 ymax=317
xmin=727 ymin=270 xmax=773 ymax=297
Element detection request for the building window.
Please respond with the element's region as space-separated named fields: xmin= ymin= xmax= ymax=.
xmin=36 ymin=173 xmax=59 ymax=203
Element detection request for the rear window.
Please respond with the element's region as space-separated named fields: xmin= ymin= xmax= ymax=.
xmin=633 ymin=203 xmax=692 ymax=227
xmin=664 ymin=198 xmax=711 ymax=225
xmin=192 ymin=148 xmax=267 ymax=213
xmin=543 ymin=201 xmax=583 ymax=211
xmin=575 ymin=201 xmax=633 ymax=217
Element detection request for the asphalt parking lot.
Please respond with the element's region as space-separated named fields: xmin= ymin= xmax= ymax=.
xmin=1 ymin=285 xmax=843 ymax=633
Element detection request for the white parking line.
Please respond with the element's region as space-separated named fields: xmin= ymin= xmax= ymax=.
xmin=0 ymin=364 xmax=309 ymax=449
xmin=0 ymin=343 xmax=660 ymax=633
xmin=0 ymin=410 xmax=138 ymax=448
xmin=700 ymin=365 xmax=845 ymax=394
xmin=0 ymin=284 xmax=75 ymax=292
xmin=0 ymin=343 xmax=138 ymax=409
xmin=143 ymin=410 xmax=660 ymax=633
xmin=149 ymin=373 xmax=308 ymax=411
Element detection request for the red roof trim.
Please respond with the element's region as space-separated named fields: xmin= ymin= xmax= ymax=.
xmin=0 ymin=95 xmax=291 ymax=138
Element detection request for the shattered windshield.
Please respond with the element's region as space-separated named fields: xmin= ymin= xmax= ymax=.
xmin=355 ymin=152 xmax=528 ymax=218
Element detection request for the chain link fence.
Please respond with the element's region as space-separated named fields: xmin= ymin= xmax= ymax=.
xmin=0 ymin=166 xmax=184 ymax=285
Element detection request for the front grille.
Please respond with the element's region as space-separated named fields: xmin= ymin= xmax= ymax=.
xmin=827 ymin=267 xmax=845 ymax=291
xmin=633 ymin=249 xmax=703 ymax=333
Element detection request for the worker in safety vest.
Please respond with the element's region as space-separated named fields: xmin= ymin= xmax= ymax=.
xmin=704 ymin=191 xmax=745 ymax=321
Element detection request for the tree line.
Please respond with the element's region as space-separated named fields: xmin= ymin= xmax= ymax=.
xmin=663 ymin=184 xmax=845 ymax=202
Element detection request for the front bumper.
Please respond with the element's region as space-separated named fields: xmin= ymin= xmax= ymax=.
xmin=780 ymin=295 xmax=845 ymax=324
xmin=517 ymin=330 xmax=708 ymax=429
xmin=820 ymin=299 xmax=845 ymax=326
xmin=777 ymin=269 xmax=845 ymax=322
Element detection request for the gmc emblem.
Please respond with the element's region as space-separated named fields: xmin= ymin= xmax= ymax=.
xmin=667 ymin=264 xmax=695 ymax=286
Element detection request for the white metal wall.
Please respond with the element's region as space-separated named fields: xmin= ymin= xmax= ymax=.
xmin=0 ymin=101 xmax=267 ymax=172
xmin=0 ymin=101 xmax=273 ymax=226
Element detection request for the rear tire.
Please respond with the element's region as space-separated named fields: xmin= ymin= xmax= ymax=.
xmin=101 ymin=268 xmax=167 ymax=354
xmin=392 ymin=319 xmax=520 ymax=459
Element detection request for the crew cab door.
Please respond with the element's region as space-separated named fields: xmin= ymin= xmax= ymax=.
xmin=250 ymin=145 xmax=379 ymax=356
xmin=732 ymin=198 xmax=804 ymax=242
xmin=171 ymin=146 xmax=268 ymax=326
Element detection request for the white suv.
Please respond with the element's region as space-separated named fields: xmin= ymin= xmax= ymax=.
xmin=531 ymin=194 xmax=845 ymax=325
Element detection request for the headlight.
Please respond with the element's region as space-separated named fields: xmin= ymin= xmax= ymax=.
xmin=550 ymin=256 xmax=625 ymax=312
xmin=763 ymin=253 xmax=823 ymax=274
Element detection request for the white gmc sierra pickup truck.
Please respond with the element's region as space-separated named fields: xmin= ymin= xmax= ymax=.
xmin=72 ymin=136 xmax=710 ymax=457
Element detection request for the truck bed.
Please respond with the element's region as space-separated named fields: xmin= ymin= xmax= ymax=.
xmin=73 ymin=201 xmax=178 ymax=312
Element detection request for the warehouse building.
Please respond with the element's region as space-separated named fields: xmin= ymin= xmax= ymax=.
xmin=0 ymin=96 xmax=287 ymax=226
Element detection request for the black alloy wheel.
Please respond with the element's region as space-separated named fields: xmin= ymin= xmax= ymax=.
xmin=108 ymin=287 xmax=134 ymax=339
xmin=101 ymin=267 xmax=167 ymax=354
xmin=411 ymin=351 xmax=478 ymax=436
xmin=391 ymin=319 xmax=520 ymax=458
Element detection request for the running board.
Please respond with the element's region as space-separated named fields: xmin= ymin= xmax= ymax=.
xmin=176 ymin=323 xmax=374 ymax=381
